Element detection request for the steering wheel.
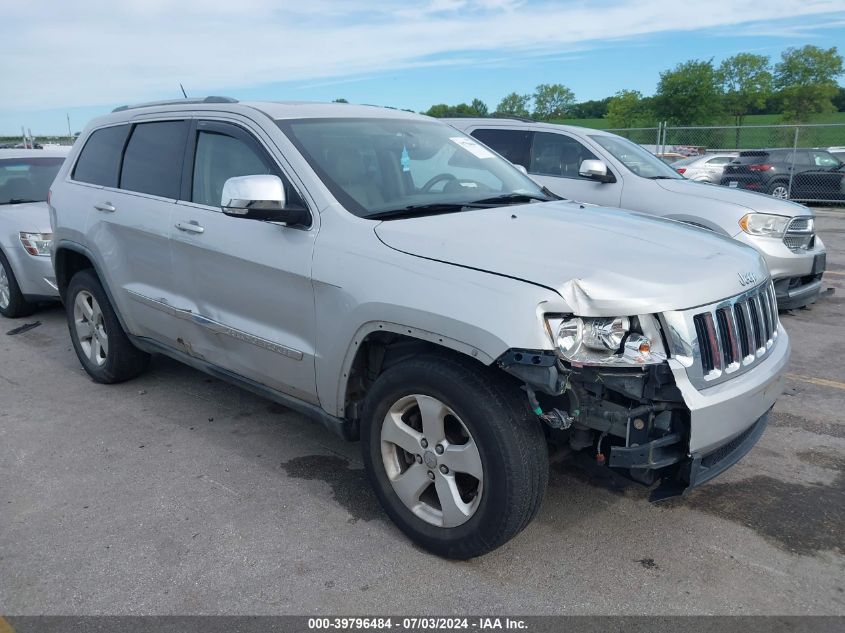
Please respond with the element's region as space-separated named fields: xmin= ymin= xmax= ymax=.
xmin=421 ymin=173 xmax=458 ymax=193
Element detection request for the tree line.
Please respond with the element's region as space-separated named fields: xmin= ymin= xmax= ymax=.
xmin=413 ymin=45 xmax=844 ymax=127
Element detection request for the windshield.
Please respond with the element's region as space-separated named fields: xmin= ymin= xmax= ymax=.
xmin=278 ymin=118 xmax=550 ymax=218
xmin=590 ymin=135 xmax=682 ymax=179
xmin=0 ymin=157 xmax=64 ymax=204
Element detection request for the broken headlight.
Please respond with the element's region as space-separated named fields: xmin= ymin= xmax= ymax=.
xmin=545 ymin=315 xmax=667 ymax=366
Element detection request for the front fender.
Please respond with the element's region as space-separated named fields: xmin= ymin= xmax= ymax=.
xmin=311 ymin=208 xmax=566 ymax=417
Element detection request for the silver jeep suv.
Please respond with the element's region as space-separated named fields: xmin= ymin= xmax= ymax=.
xmin=49 ymin=98 xmax=789 ymax=558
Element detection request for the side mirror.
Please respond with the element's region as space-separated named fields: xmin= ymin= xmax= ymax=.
xmin=513 ymin=163 xmax=529 ymax=175
xmin=579 ymin=159 xmax=616 ymax=183
xmin=221 ymin=175 xmax=310 ymax=225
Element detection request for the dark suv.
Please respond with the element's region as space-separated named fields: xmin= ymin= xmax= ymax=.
xmin=721 ymin=148 xmax=843 ymax=200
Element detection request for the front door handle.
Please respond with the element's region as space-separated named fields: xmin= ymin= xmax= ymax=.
xmin=175 ymin=221 xmax=205 ymax=234
xmin=94 ymin=202 xmax=115 ymax=212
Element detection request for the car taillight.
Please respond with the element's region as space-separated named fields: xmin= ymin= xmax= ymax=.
xmin=748 ymin=164 xmax=773 ymax=171
xmin=676 ymin=168 xmax=686 ymax=174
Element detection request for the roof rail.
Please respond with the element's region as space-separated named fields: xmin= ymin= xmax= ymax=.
xmin=112 ymin=96 xmax=238 ymax=113
xmin=489 ymin=113 xmax=537 ymax=123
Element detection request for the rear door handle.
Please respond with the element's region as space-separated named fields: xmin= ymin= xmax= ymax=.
xmin=175 ymin=221 xmax=205 ymax=234
xmin=94 ymin=202 xmax=115 ymax=212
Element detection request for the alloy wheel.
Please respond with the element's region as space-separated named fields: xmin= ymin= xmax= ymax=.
xmin=73 ymin=290 xmax=108 ymax=366
xmin=771 ymin=185 xmax=789 ymax=199
xmin=380 ymin=394 xmax=483 ymax=528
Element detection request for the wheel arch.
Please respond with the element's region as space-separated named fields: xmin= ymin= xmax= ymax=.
xmin=336 ymin=321 xmax=498 ymax=427
xmin=53 ymin=240 xmax=132 ymax=334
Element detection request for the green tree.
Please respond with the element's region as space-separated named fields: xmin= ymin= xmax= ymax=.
xmin=424 ymin=99 xmax=489 ymax=118
xmin=495 ymin=92 xmax=531 ymax=118
xmin=654 ymin=59 xmax=723 ymax=125
xmin=604 ymin=90 xmax=655 ymax=128
xmin=424 ymin=103 xmax=455 ymax=117
xmin=570 ymin=97 xmax=610 ymax=119
xmin=532 ymin=83 xmax=575 ymax=120
xmin=332 ymin=98 xmax=349 ymax=103
xmin=717 ymin=53 xmax=773 ymax=126
xmin=833 ymin=85 xmax=845 ymax=111
xmin=775 ymin=45 xmax=844 ymax=122
xmin=470 ymin=98 xmax=489 ymax=117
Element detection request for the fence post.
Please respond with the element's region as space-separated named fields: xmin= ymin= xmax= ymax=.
xmin=655 ymin=122 xmax=662 ymax=153
xmin=788 ymin=126 xmax=799 ymax=199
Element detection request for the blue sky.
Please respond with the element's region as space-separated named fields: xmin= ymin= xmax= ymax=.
xmin=3 ymin=0 xmax=844 ymax=135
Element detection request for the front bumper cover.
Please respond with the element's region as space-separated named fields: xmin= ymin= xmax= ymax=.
xmin=610 ymin=409 xmax=770 ymax=501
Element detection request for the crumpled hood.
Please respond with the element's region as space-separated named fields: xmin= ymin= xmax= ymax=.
xmin=375 ymin=201 xmax=769 ymax=315
xmin=654 ymin=178 xmax=812 ymax=216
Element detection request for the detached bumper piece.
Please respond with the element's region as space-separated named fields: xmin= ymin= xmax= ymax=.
xmin=609 ymin=410 xmax=770 ymax=502
xmin=609 ymin=433 xmax=685 ymax=472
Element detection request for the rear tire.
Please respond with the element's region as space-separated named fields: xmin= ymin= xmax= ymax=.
xmin=768 ymin=182 xmax=789 ymax=199
xmin=66 ymin=269 xmax=150 ymax=383
xmin=361 ymin=354 xmax=548 ymax=559
xmin=0 ymin=250 xmax=35 ymax=319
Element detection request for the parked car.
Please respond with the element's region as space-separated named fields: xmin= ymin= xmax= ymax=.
xmin=672 ymin=152 xmax=738 ymax=183
xmin=827 ymin=147 xmax=845 ymax=162
xmin=446 ymin=119 xmax=827 ymax=310
xmin=789 ymin=160 xmax=845 ymax=203
xmin=51 ymin=99 xmax=789 ymax=558
xmin=720 ymin=148 xmax=841 ymax=200
xmin=0 ymin=149 xmax=65 ymax=317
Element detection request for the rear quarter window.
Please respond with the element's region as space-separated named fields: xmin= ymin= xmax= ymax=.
xmin=72 ymin=125 xmax=130 ymax=187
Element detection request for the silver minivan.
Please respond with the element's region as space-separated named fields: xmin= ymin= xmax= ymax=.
xmin=50 ymin=99 xmax=789 ymax=558
xmin=447 ymin=119 xmax=827 ymax=310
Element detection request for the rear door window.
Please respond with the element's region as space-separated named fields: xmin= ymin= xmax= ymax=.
xmin=72 ymin=125 xmax=130 ymax=187
xmin=469 ymin=128 xmax=532 ymax=169
xmin=120 ymin=120 xmax=189 ymax=199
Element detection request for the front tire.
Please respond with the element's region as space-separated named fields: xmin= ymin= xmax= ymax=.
xmin=361 ymin=355 xmax=548 ymax=559
xmin=0 ymin=250 xmax=35 ymax=318
xmin=66 ymin=269 xmax=150 ymax=383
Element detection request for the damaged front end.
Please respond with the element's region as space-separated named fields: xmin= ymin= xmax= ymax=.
xmin=497 ymin=306 xmax=778 ymax=500
xmin=498 ymin=345 xmax=695 ymax=499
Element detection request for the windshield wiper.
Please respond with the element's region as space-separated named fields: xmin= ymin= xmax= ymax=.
xmin=468 ymin=192 xmax=553 ymax=206
xmin=1 ymin=198 xmax=39 ymax=205
xmin=366 ymin=202 xmax=484 ymax=221
xmin=646 ymin=176 xmax=675 ymax=180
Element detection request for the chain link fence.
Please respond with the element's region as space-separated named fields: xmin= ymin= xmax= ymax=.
xmin=604 ymin=123 xmax=845 ymax=204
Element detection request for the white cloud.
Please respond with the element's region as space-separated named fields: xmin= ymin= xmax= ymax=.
xmin=2 ymin=0 xmax=843 ymax=109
